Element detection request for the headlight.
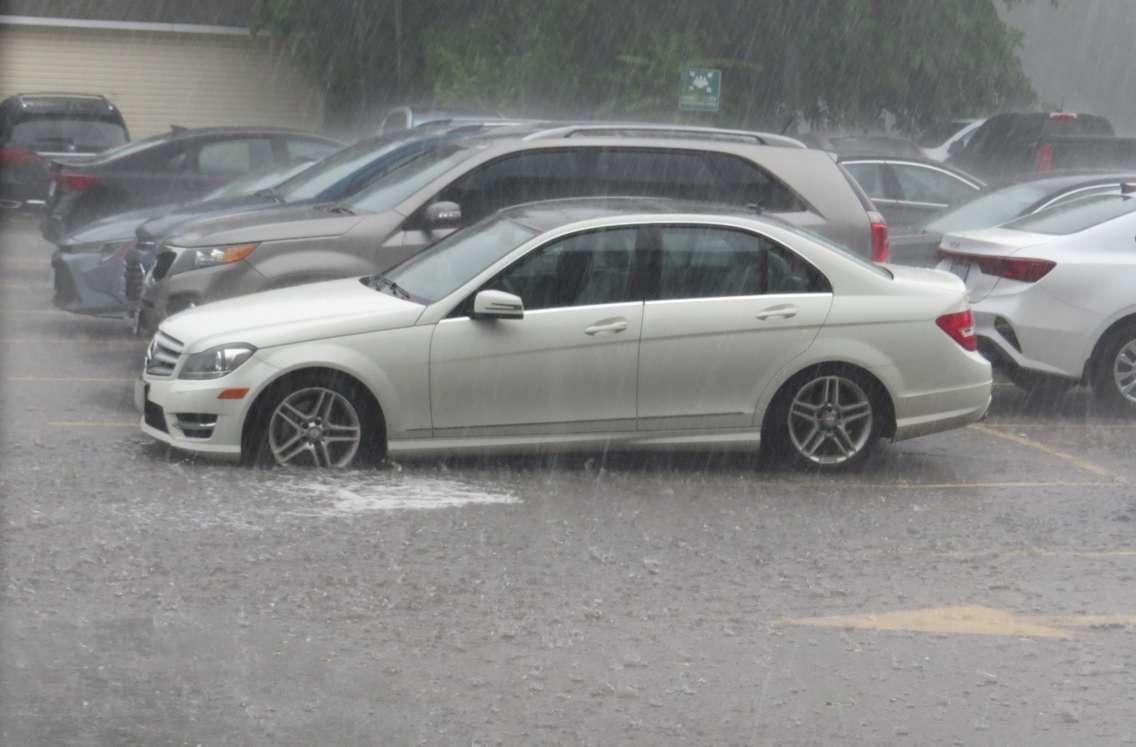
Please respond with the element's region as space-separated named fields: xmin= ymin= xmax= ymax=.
xmin=184 ymin=241 xmax=260 ymax=270
xmin=178 ymin=343 xmax=257 ymax=380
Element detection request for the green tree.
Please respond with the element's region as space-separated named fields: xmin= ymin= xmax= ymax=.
xmin=252 ymin=0 xmax=1038 ymax=134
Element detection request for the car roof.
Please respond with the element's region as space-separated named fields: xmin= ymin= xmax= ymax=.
xmin=163 ymin=125 xmax=337 ymax=141
xmin=4 ymin=92 xmax=119 ymax=114
xmin=496 ymin=196 xmax=759 ymax=233
xmin=994 ymin=171 xmax=1136 ymax=193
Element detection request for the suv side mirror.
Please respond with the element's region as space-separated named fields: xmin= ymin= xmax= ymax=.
xmin=473 ymin=290 xmax=523 ymax=320
xmin=423 ymin=201 xmax=462 ymax=228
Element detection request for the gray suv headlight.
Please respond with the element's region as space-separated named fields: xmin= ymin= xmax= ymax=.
xmin=178 ymin=344 xmax=257 ymax=380
xmin=169 ymin=243 xmax=259 ymax=275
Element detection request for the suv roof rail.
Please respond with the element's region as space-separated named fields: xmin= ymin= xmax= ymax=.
xmin=523 ymin=124 xmax=808 ymax=149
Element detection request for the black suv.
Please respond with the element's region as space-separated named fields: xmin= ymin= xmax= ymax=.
xmin=42 ymin=126 xmax=341 ymax=241
xmin=0 ymin=93 xmax=128 ymax=213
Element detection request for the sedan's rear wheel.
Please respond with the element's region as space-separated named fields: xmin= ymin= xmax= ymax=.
xmin=765 ymin=367 xmax=881 ymax=470
xmin=1091 ymin=323 xmax=1136 ymax=413
xmin=251 ymin=373 xmax=384 ymax=468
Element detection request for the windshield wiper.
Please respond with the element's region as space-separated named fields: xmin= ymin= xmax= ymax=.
xmin=254 ymin=187 xmax=283 ymax=202
xmin=323 ymin=203 xmax=356 ymax=216
xmin=365 ymin=274 xmax=411 ymax=300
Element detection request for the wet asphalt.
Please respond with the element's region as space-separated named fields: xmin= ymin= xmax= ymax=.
xmin=2 ymin=219 xmax=1136 ymax=745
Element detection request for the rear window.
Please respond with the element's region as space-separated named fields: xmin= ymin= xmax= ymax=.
xmin=1041 ymin=115 xmax=1113 ymax=138
xmin=11 ymin=118 xmax=127 ymax=151
xmin=925 ymin=182 xmax=1056 ymax=234
xmin=1003 ymin=194 xmax=1136 ymax=235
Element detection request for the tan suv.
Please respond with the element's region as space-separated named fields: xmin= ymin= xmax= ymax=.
xmin=140 ymin=123 xmax=885 ymax=332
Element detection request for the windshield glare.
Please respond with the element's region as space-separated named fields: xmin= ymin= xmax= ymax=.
xmin=277 ymin=136 xmax=430 ymax=201
xmin=346 ymin=143 xmax=474 ymax=213
xmin=202 ymin=160 xmax=315 ymax=200
xmin=926 ymin=182 xmax=1057 ymax=234
xmin=383 ymin=216 xmax=537 ymax=302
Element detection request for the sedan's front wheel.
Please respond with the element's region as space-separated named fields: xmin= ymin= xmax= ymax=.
xmin=250 ymin=373 xmax=385 ymax=468
xmin=764 ymin=367 xmax=882 ymax=470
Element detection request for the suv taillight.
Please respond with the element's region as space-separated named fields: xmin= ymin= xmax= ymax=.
xmin=868 ymin=211 xmax=889 ymax=262
xmin=57 ymin=171 xmax=99 ymax=191
xmin=936 ymin=309 xmax=977 ymax=351
xmin=1036 ymin=143 xmax=1054 ymax=174
xmin=0 ymin=147 xmax=41 ymax=167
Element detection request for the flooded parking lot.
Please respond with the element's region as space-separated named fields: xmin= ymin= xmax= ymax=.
xmin=4 ymin=220 xmax=1136 ymax=744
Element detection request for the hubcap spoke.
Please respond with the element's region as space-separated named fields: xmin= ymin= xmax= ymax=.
xmin=268 ymin=386 xmax=363 ymax=468
xmin=1114 ymin=341 xmax=1136 ymax=404
xmin=787 ymin=374 xmax=874 ymax=465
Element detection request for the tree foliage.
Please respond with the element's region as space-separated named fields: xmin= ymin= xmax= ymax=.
xmin=251 ymin=0 xmax=1037 ymax=133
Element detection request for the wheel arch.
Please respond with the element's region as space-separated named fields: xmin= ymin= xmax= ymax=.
xmin=760 ymin=360 xmax=897 ymax=440
xmin=1085 ymin=311 xmax=1136 ymax=381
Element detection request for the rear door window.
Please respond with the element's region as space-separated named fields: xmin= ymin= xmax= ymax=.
xmin=890 ymin=164 xmax=977 ymax=205
xmin=196 ymin=138 xmax=275 ymax=177
xmin=285 ymin=137 xmax=337 ymax=161
xmin=843 ymin=162 xmax=890 ymax=201
xmin=656 ymin=226 xmax=830 ymax=300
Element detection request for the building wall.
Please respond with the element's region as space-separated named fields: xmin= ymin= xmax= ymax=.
xmin=0 ymin=23 xmax=325 ymax=138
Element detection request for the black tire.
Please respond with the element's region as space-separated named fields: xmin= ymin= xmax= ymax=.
xmin=762 ymin=365 xmax=884 ymax=472
xmin=243 ymin=371 xmax=386 ymax=468
xmin=1005 ymin=365 xmax=1075 ymax=404
xmin=1090 ymin=322 xmax=1136 ymax=413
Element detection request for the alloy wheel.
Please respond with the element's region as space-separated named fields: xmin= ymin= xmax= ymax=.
xmin=787 ymin=375 xmax=874 ymax=465
xmin=1113 ymin=339 xmax=1136 ymax=404
xmin=267 ymin=386 xmax=362 ymax=467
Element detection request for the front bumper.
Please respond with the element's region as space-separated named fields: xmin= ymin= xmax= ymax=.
xmin=51 ymin=248 xmax=128 ymax=317
xmin=136 ymin=356 xmax=279 ymax=459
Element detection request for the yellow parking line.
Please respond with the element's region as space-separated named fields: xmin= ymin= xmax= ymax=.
xmin=0 ymin=338 xmax=143 ymax=346
xmin=7 ymin=376 xmax=132 ymax=383
xmin=971 ymin=424 xmax=1117 ymax=478
xmin=986 ymin=422 xmax=1136 ymax=430
xmin=827 ymin=480 xmax=1118 ymax=490
xmin=48 ymin=421 xmax=136 ymax=428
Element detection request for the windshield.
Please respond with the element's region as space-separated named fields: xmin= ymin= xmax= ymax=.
xmin=11 ymin=118 xmax=127 ymax=151
xmin=1002 ymin=193 xmax=1136 ymax=235
xmin=382 ymin=215 xmax=537 ymax=302
xmin=925 ymin=181 xmax=1061 ymax=234
xmin=201 ymin=159 xmax=316 ymax=200
xmin=345 ymin=142 xmax=475 ymax=213
xmin=276 ymin=135 xmax=437 ymax=201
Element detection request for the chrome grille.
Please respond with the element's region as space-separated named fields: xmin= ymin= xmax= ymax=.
xmin=145 ymin=330 xmax=184 ymax=377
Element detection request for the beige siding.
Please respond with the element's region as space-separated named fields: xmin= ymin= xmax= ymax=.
xmin=0 ymin=24 xmax=325 ymax=138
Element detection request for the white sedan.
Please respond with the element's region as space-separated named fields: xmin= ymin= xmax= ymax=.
xmin=137 ymin=198 xmax=991 ymax=471
xmin=937 ymin=192 xmax=1136 ymax=407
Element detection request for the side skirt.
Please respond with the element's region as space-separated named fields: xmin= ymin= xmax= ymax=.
xmin=387 ymin=428 xmax=762 ymax=457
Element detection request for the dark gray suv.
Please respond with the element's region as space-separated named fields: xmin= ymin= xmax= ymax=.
xmin=140 ymin=124 xmax=883 ymax=332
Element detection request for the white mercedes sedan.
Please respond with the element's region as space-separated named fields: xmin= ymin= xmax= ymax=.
xmin=137 ymin=197 xmax=991 ymax=471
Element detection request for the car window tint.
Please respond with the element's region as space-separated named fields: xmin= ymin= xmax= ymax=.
xmin=286 ymin=137 xmax=336 ymax=161
xmin=11 ymin=118 xmax=127 ymax=150
xmin=197 ymin=138 xmax=274 ymax=176
xmin=891 ymin=164 xmax=976 ymax=204
xmin=843 ymin=162 xmax=888 ymax=200
xmin=704 ymin=153 xmax=806 ymax=211
xmin=440 ymin=151 xmax=581 ymax=223
xmin=656 ymin=226 xmax=830 ymax=300
xmin=487 ymin=228 xmax=638 ymax=311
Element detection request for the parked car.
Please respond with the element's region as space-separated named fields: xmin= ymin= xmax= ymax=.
xmin=52 ymin=122 xmax=516 ymax=323
xmin=0 ymin=93 xmax=128 ymax=213
xmin=138 ymin=123 xmax=888 ymax=333
xmin=135 ymin=197 xmax=991 ymax=470
xmin=890 ymin=172 xmax=1136 ymax=267
xmin=947 ymin=111 xmax=1136 ymax=182
xmin=42 ymin=126 xmax=341 ymax=241
xmin=840 ymin=156 xmax=984 ymax=264
xmin=51 ymin=157 xmax=320 ymax=319
xmin=919 ymin=118 xmax=985 ymax=162
xmin=802 ymin=132 xmax=925 ymax=159
xmin=936 ymin=191 xmax=1136 ymax=407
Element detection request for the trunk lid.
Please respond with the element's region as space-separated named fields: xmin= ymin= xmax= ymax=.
xmin=935 ymin=227 xmax=1049 ymax=302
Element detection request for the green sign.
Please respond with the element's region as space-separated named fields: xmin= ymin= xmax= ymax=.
xmin=679 ymin=66 xmax=721 ymax=112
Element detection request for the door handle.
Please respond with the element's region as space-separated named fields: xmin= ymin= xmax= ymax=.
xmin=585 ymin=319 xmax=629 ymax=335
xmin=755 ymin=304 xmax=798 ymax=321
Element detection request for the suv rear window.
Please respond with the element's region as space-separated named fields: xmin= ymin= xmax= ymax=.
xmin=11 ymin=118 xmax=126 ymax=151
xmin=1003 ymin=194 xmax=1136 ymax=235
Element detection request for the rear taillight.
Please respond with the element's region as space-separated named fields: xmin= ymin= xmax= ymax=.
xmin=1048 ymin=112 xmax=1078 ymax=120
xmin=57 ymin=171 xmax=99 ymax=191
xmin=0 ymin=147 xmax=41 ymax=167
xmin=868 ymin=211 xmax=889 ymax=262
xmin=1035 ymin=143 xmax=1054 ymax=174
xmin=936 ymin=309 xmax=977 ymax=351
xmin=940 ymin=251 xmax=1055 ymax=283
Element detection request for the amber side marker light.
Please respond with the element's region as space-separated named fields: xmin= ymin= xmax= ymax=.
xmin=217 ymin=388 xmax=250 ymax=400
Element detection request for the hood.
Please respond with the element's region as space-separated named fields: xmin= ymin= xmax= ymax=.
xmin=159 ymin=276 xmax=424 ymax=351
xmin=137 ymin=194 xmax=279 ymax=243
xmin=59 ymin=204 xmax=178 ymax=248
xmin=163 ymin=203 xmax=364 ymax=247
xmin=938 ymin=226 xmax=1049 ymax=257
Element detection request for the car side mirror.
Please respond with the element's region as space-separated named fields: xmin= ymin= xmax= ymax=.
xmin=423 ymin=201 xmax=462 ymax=228
xmin=473 ymin=290 xmax=523 ymax=320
